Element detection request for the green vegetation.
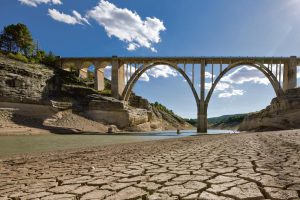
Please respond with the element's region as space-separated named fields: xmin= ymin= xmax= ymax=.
xmin=151 ymin=102 xmax=175 ymax=116
xmin=0 ymin=23 xmax=58 ymax=66
xmin=151 ymin=101 xmax=186 ymax=124
xmin=208 ymin=114 xmax=247 ymax=125
xmin=99 ymin=89 xmax=111 ymax=96
xmin=185 ymin=118 xmax=197 ymax=126
xmin=7 ymin=52 xmax=28 ymax=63
xmin=185 ymin=113 xmax=247 ymax=127
xmin=0 ymin=23 xmax=34 ymax=56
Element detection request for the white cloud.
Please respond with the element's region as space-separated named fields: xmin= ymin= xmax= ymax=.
xmin=124 ymin=65 xmax=149 ymax=82
xmin=123 ymin=64 xmax=178 ymax=82
xmin=222 ymin=66 xmax=269 ymax=85
xmin=72 ymin=10 xmax=90 ymax=25
xmin=205 ymin=81 xmax=230 ymax=91
xmin=218 ymin=89 xmax=245 ymax=98
xmin=19 ymin=0 xmax=62 ymax=7
xmin=205 ymin=71 xmax=215 ymax=78
xmin=215 ymin=82 xmax=231 ymax=91
xmin=104 ymin=66 xmax=112 ymax=80
xmin=204 ymin=81 xmax=244 ymax=99
xmin=147 ymin=65 xmax=178 ymax=78
xmin=139 ymin=73 xmax=150 ymax=82
xmin=48 ymin=9 xmax=89 ymax=25
xmin=127 ymin=43 xmax=139 ymax=51
xmin=87 ymin=0 xmax=166 ymax=52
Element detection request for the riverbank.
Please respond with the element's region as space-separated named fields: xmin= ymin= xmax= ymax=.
xmin=0 ymin=130 xmax=299 ymax=199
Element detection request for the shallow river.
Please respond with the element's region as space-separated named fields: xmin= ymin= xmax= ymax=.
xmin=0 ymin=129 xmax=235 ymax=156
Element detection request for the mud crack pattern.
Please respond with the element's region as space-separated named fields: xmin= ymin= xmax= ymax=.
xmin=0 ymin=130 xmax=300 ymax=200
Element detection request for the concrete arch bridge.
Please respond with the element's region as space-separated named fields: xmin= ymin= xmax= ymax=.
xmin=59 ymin=56 xmax=299 ymax=133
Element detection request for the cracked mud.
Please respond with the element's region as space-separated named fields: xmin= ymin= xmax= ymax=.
xmin=0 ymin=130 xmax=300 ymax=200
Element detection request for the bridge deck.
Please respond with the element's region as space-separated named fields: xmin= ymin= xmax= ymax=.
xmin=60 ymin=56 xmax=300 ymax=65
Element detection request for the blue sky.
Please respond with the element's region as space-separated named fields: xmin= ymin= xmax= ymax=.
xmin=1 ymin=0 xmax=300 ymax=118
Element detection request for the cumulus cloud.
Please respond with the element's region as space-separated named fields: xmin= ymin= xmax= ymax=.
xmin=147 ymin=65 xmax=178 ymax=78
xmin=123 ymin=64 xmax=178 ymax=82
xmin=204 ymin=80 xmax=244 ymax=98
xmin=87 ymin=0 xmax=166 ymax=52
xmin=19 ymin=0 xmax=62 ymax=7
xmin=204 ymin=66 xmax=270 ymax=99
xmin=139 ymin=73 xmax=150 ymax=82
xmin=216 ymin=82 xmax=231 ymax=91
xmin=222 ymin=66 xmax=269 ymax=85
xmin=205 ymin=82 xmax=231 ymax=91
xmin=218 ymin=89 xmax=245 ymax=98
xmin=48 ymin=9 xmax=89 ymax=25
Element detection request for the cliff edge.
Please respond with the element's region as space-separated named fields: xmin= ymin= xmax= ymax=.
xmin=239 ymin=88 xmax=300 ymax=131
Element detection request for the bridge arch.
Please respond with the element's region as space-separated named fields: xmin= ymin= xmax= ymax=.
xmin=205 ymin=60 xmax=284 ymax=105
xmin=121 ymin=61 xmax=200 ymax=107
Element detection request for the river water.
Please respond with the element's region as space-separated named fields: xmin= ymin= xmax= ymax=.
xmin=0 ymin=129 xmax=236 ymax=156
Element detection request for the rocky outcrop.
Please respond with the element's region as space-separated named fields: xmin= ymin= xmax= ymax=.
xmin=0 ymin=55 xmax=192 ymax=133
xmin=239 ymin=88 xmax=300 ymax=131
xmin=0 ymin=55 xmax=55 ymax=103
xmin=85 ymin=94 xmax=192 ymax=132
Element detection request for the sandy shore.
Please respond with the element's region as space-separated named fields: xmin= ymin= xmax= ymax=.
xmin=0 ymin=108 xmax=109 ymax=136
xmin=0 ymin=130 xmax=300 ymax=200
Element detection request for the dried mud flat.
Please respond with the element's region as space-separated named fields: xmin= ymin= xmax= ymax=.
xmin=0 ymin=130 xmax=300 ymax=200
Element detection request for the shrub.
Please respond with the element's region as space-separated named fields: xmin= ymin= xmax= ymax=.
xmin=8 ymin=52 xmax=28 ymax=63
xmin=42 ymin=51 xmax=57 ymax=67
xmin=99 ymin=89 xmax=111 ymax=96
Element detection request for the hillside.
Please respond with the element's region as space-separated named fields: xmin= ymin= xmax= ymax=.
xmin=208 ymin=114 xmax=247 ymax=130
xmin=239 ymin=88 xmax=300 ymax=131
xmin=0 ymin=53 xmax=192 ymax=134
xmin=185 ymin=113 xmax=247 ymax=130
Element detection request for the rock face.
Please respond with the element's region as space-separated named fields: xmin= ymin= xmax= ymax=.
xmin=0 ymin=55 xmax=192 ymax=133
xmin=239 ymin=88 xmax=300 ymax=131
xmin=85 ymin=94 xmax=192 ymax=132
xmin=0 ymin=55 xmax=55 ymax=103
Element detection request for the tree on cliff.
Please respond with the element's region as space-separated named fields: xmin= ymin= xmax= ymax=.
xmin=0 ymin=23 xmax=34 ymax=56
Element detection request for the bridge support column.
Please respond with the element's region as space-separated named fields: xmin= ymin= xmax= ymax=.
xmin=111 ymin=56 xmax=125 ymax=99
xmin=197 ymin=101 xmax=207 ymax=133
xmin=197 ymin=60 xmax=207 ymax=133
xmin=283 ymin=56 xmax=297 ymax=92
xmin=79 ymin=68 xmax=88 ymax=79
xmin=94 ymin=68 xmax=105 ymax=91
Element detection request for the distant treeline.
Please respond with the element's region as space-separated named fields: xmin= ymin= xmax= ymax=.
xmin=185 ymin=113 xmax=247 ymax=126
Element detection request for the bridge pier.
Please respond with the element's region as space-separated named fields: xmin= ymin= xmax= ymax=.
xmin=283 ymin=56 xmax=298 ymax=92
xmin=94 ymin=68 xmax=105 ymax=91
xmin=79 ymin=68 xmax=88 ymax=79
xmin=111 ymin=57 xmax=125 ymax=99
xmin=197 ymin=101 xmax=208 ymax=133
xmin=197 ymin=61 xmax=208 ymax=133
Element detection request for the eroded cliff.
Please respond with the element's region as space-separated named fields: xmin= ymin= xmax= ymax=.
xmin=0 ymin=54 xmax=192 ymax=134
xmin=239 ymin=88 xmax=300 ymax=131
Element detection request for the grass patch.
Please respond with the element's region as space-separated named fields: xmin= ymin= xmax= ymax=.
xmin=8 ymin=52 xmax=28 ymax=63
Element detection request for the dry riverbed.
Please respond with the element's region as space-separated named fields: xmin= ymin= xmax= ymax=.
xmin=0 ymin=130 xmax=300 ymax=200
